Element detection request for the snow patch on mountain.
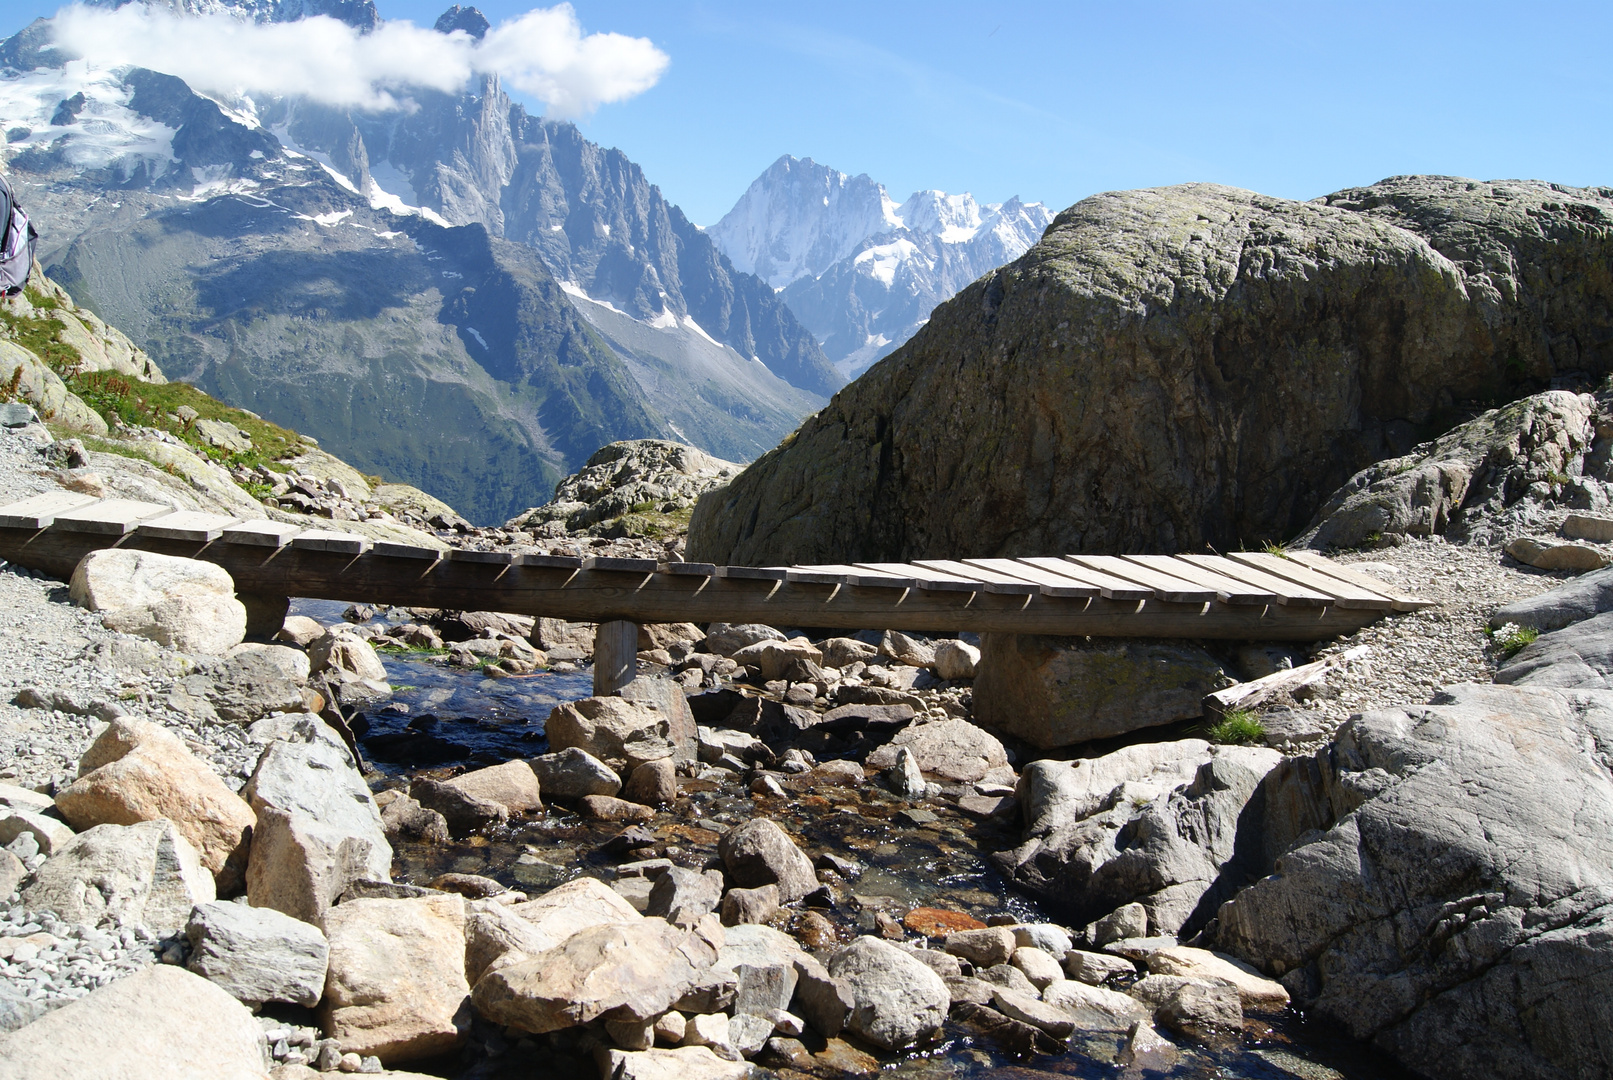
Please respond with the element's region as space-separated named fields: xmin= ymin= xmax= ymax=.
xmin=0 ymin=61 xmax=178 ymax=176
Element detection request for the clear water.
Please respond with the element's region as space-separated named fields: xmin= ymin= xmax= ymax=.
xmin=289 ymin=599 xmax=1412 ymax=1080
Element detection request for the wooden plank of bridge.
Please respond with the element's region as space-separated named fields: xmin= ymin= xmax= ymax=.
xmin=853 ymin=563 xmax=981 ymax=592
xmin=291 ymin=530 xmax=371 ymax=555
xmin=1121 ymin=555 xmax=1277 ymax=606
xmin=1065 ymin=555 xmax=1217 ymax=604
xmin=1282 ymin=551 xmax=1434 ymax=612
xmin=962 ymin=558 xmax=1099 ymax=598
xmin=52 ymin=499 xmax=172 ymax=535
xmin=798 ymin=564 xmax=919 ymax=588
xmin=716 ymin=565 xmax=789 ymax=581
xmin=135 ymin=511 xmax=239 ymax=543
xmin=221 ymin=519 xmax=303 ymax=547
xmin=1226 ymin=552 xmax=1395 ymax=611
xmin=0 ymin=492 xmax=100 ymax=529
xmin=1015 ymin=557 xmax=1154 ymax=600
xmin=373 ymin=541 xmax=442 ymax=560
xmin=448 ymin=549 xmax=513 ymax=565
xmin=1176 ymin=554 xmax=1333 ymax=607
xmin=913 ymin=559 xmax=1038 ymax=595
xmin=664 ymin=561 xmax=717 ymax=577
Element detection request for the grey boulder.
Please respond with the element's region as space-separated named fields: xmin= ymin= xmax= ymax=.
xmin=718 ymin=819 xmax=818 ymax=903
xmin=827 ymin=936 xmax=948 ymax=1051
xmin=1495 ymin=609 xmax=1613 ymax=688
xmin=974 ymin=634 xmax=1228 ymax=747
xmin=530 ymin=747 xmax=622 ymax=799
xmin=1215 ymin=682 xmax=1613 ymax=1080
xmin=1491 ymin=562 xmax=1613 ymax=632
xmin=996 ymin=744 xmax=1280 ymax=935
xmin=186 ymin=900 xmax=329 ymax=1007
xmin=0 ymin=966 xmax=268 ymax=1080
xmin=242 ymin=732 xmax=392 ymax=925
xmin=22 ymin=820 xmax=214 ymax=936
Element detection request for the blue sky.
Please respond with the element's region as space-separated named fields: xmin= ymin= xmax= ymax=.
xmin=6 ymin=1 xmax=1611 ymax=224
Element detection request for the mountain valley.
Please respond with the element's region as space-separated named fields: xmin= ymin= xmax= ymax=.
xmin=0 ymin=4 xmax=844 ymax=522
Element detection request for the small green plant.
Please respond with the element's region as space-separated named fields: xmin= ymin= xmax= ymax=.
xmin=1262 ymin=541 xmax=1288 ymax=558
xmin=390 ymin=684 xmax=419 ymax=693
xmin=1206 ymin=708 xmax=1266 ymax=745
xmin=1488 ymin=622 xmax=1539 ymax=657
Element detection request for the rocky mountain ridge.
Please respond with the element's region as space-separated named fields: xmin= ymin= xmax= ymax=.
xmin=708 ymin=155 xmax=1054 ymax=377
xmin=0 ymin=7 xmax=833 ymax=522
xmin=688 ymin=175 xmax=1613 ymax=567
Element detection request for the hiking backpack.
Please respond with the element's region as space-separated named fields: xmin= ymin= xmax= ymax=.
xmin=0 ymin=172 xmax=39 ymax=297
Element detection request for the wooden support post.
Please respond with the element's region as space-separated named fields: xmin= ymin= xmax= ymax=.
xmin=593 ymin=620 xmax=640 ymax=697
xmin=239 ymin=592 xmax=290 ymax=639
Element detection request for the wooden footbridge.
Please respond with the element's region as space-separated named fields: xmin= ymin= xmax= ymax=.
xmin=0 ymin=492 xmax=1428 ymax=692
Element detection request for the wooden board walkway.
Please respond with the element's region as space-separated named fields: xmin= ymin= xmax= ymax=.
xmin=0 ymin=494 xmax=1430 ymax=641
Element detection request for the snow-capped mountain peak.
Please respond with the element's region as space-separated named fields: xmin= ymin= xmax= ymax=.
xmin=895 ymin=188 xmax=983 ymax=243
xmin=709 ymin=155 xmax=1055 ymax=378
xmin=706 ymin=155 xmax=900 ymax=290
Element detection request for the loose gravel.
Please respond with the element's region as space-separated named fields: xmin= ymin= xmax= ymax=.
xmin=1310 ymin=538 xmax=1577 ymax=724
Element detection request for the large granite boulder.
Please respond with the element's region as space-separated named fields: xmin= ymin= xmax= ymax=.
xmin=54 ymin=718 xmax=256 ymax=891
xmin=1491 ymin=564 xmax=1613 ymax=632
xmin=242 ymin=727 xmax=392 ymax=925
xmin=996 ymin=742 xmax=1280 ymax=935
xmin=1495 ymin=610 xmax=1613 ymax=688
xmin=70 ymin=549 xmax=246 ymax=656
xmin=322 ymin=894 xmax=471 ymax=1064
xmin=0 ymin=966 xmax=267 ymax=1080
xmin=186 ymin=900 xmax=329 ymax=1007
xmin=828 ymin=936 xmax=949 ymax=1051
xmin=22 ymin=820 xmax=214 ymax=937
xmin=973 ymin=635 xmax=1229 ymax=747
xmin=1214 ymin=682 xmax=1613 ymax=1080
xmin=472 ymin=917 xmax=722 ymax=1033
xmin=688 ymin=178 xmax=1613 ymax=564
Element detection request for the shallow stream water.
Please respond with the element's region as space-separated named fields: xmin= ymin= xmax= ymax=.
xmin=291 ymin=600 xmax=1410 ymax=1080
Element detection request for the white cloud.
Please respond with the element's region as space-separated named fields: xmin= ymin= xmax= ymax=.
xmin=48 ymin=1 xmax=669 ymax=116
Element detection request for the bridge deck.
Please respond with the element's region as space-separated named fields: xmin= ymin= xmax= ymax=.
xmin=0 ymin=495 xmax=1430 ymax=641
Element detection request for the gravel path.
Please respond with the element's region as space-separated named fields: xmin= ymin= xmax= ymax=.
xmin=1306 ymin=538 xmax=1570 ymax=723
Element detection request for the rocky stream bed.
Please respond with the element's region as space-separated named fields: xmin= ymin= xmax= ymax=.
xmin=7 ymin=416 xmax=1613 ymax=1080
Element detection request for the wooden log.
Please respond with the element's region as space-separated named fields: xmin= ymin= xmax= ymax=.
xmin=593 ymin=619 xmax=639 ymax=696
xmin=1204 ymin=645 xmax=1371 ymax=718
